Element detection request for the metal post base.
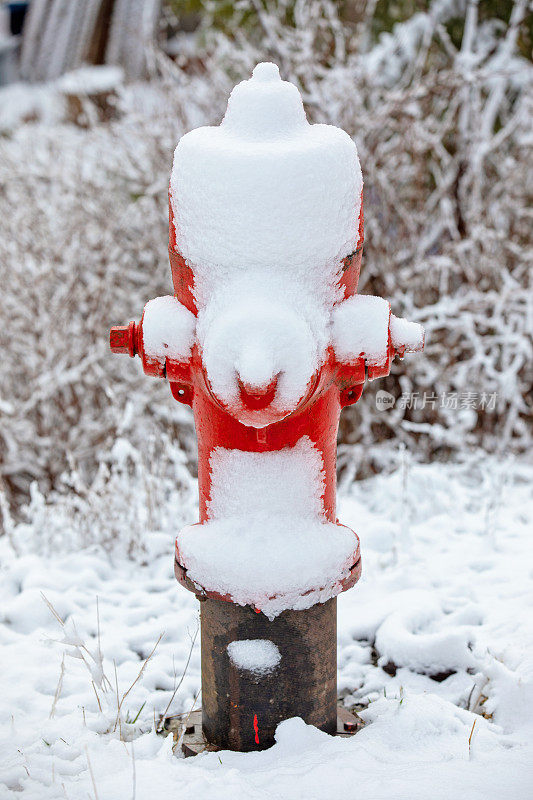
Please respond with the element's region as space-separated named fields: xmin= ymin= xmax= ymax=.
xmin=197 ymin=595 xmax=338 ymax=751
xmin=164 ymin=705 xmax=364 ymax=757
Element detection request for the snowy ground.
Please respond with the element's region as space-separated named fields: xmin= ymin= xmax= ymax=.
xmin=1 ymin=453 xmax=532 ymax=799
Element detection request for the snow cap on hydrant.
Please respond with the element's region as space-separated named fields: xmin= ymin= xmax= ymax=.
xmin=110 ymin=62 xmax=424 ymax=750
xmin=168 ymin=62 xmax=366 ymax=424
xmin=170 ymin=61 xmax=362 ymax=281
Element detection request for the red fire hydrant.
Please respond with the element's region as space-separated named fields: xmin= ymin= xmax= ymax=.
xmin=110 ymin=63 xmax=423 ymax=752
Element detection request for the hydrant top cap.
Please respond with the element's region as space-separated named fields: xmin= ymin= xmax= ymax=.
xmin=170 ymin=61 xmax=362 ymax=288
xmin=222 ymin=61 xmax=308 ymax=140
xmin=251 ymin=62 xmax=280 ymax=82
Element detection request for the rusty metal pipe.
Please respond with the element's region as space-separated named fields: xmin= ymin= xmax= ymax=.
xmin=200 ymin=595 xmax=337 ymax=751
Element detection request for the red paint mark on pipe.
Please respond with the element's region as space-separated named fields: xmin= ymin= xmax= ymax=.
xmin=253 ymin=714 xmax=259 ymax=745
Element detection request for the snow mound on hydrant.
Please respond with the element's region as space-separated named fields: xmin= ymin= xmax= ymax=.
xmin=178 ymin=515 xmax=356 ymax=618
xmin=170 ymin=61 xmax=362 ymax=295
xmin=177 ymin=438 xmax=358 ymax=618
xmin=390 ymin=314 xmax=424 ymax=351
xmin=170 ymin=62 xmax=363 ymax=418
xmin=142 ymin=296 xmax=195 ymax=363
xmin=199 ymin=293 xmax=318 ymax=412
xmin=332 ymin=295 xmax=390 ymax=365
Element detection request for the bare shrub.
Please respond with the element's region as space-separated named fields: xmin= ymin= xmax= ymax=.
xmin=179 ymin=0 xmax=532 ymax=473
xmin=0 ymin=0 xmax=530 ymax=517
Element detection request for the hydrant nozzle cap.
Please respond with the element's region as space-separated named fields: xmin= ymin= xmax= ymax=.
xmin=110 ymin=322 xmax=137 ymax=357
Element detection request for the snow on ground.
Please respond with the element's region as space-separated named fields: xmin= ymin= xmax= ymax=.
xmin=57 ymin=66 xmax=124 ymax=96
xmin=1 ymin=454 xmax=532 ymax=798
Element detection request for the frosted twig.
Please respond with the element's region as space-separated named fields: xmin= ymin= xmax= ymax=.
xmin=113 ymin=633 xmax=163 ymax=733
xmin=130 ymin=742 xmax=136 ymax=800
xmin=114 ymin=660 xmax=122 ymax=740
xmin=41 ymin=592 xmax=65 ymax=626
xmin=49 ymin=654 xmax=66 ymax=719
xmin=468 ymin=719 xmax=477 ymax=758
xmin=85 ymin=748 xmax=99 ymax=800
xmin=0 ymin=480 xmax=19 ymax=555
xmin=91 ymin=681 xmax=102 ymax=713
xmin=158 ymin=620 xmax=199 ymax=729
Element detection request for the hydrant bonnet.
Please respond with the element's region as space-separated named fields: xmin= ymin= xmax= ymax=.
xmin=169 ymin=61 xmax=363 ymax=293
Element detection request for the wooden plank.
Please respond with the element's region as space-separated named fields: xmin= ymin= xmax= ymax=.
xmin=33 ymin=0 xmax=68 ymax=80
xmin=105 ymin=0 xmax=128 ymax=66
xmin=106 ymin=0 xmax=161 ymax=79
xmin=54 ymin=0 xmax=86 ymax=76
xmin=81 ymin=0 xmax=116 ymax=66
xmin=123 ymin=0 xmax=145 ymax=79
xmin=138 ymin=0 xmax=161 ymax=78
xmin=19 ymin=0 xmax=51 ymax=80
xmin=19 ymin=0 xmax=160 ymax=82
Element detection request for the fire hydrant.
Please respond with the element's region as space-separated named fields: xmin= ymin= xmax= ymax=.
xmin=110 ymin=63 xmax=423 ymax=752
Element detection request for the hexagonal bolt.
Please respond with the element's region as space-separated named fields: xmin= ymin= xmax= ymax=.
xmin=110 ymin=321 xmax=137 ymax=357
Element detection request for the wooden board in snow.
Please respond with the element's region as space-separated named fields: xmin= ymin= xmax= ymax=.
xmin=19 ymin=0 xmax=161 ymax=82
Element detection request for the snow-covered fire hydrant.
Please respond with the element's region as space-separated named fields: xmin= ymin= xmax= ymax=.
xmin=110 ymin=63 xmax=423 ymax=752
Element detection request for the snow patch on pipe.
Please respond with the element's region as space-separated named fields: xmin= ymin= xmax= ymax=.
xmin=227 ymin=639 xmax=281 ymax=676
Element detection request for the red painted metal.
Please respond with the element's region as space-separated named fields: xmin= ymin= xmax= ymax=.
xmin=166 ymin=189 xmax=363 ymax=315
xmin=109 ymin=189 xmax=408 ymax=606
xmin=109 ymin=184 xmax=425 ymax=752
xmin=173 ymin=546 xmax=362 ymax=605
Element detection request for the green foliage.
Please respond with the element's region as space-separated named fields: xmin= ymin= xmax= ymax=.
xmin=164 ymin=0 xmax=532 ymax=59
xmin=372 ymin=0 xmax=430 ymax=36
